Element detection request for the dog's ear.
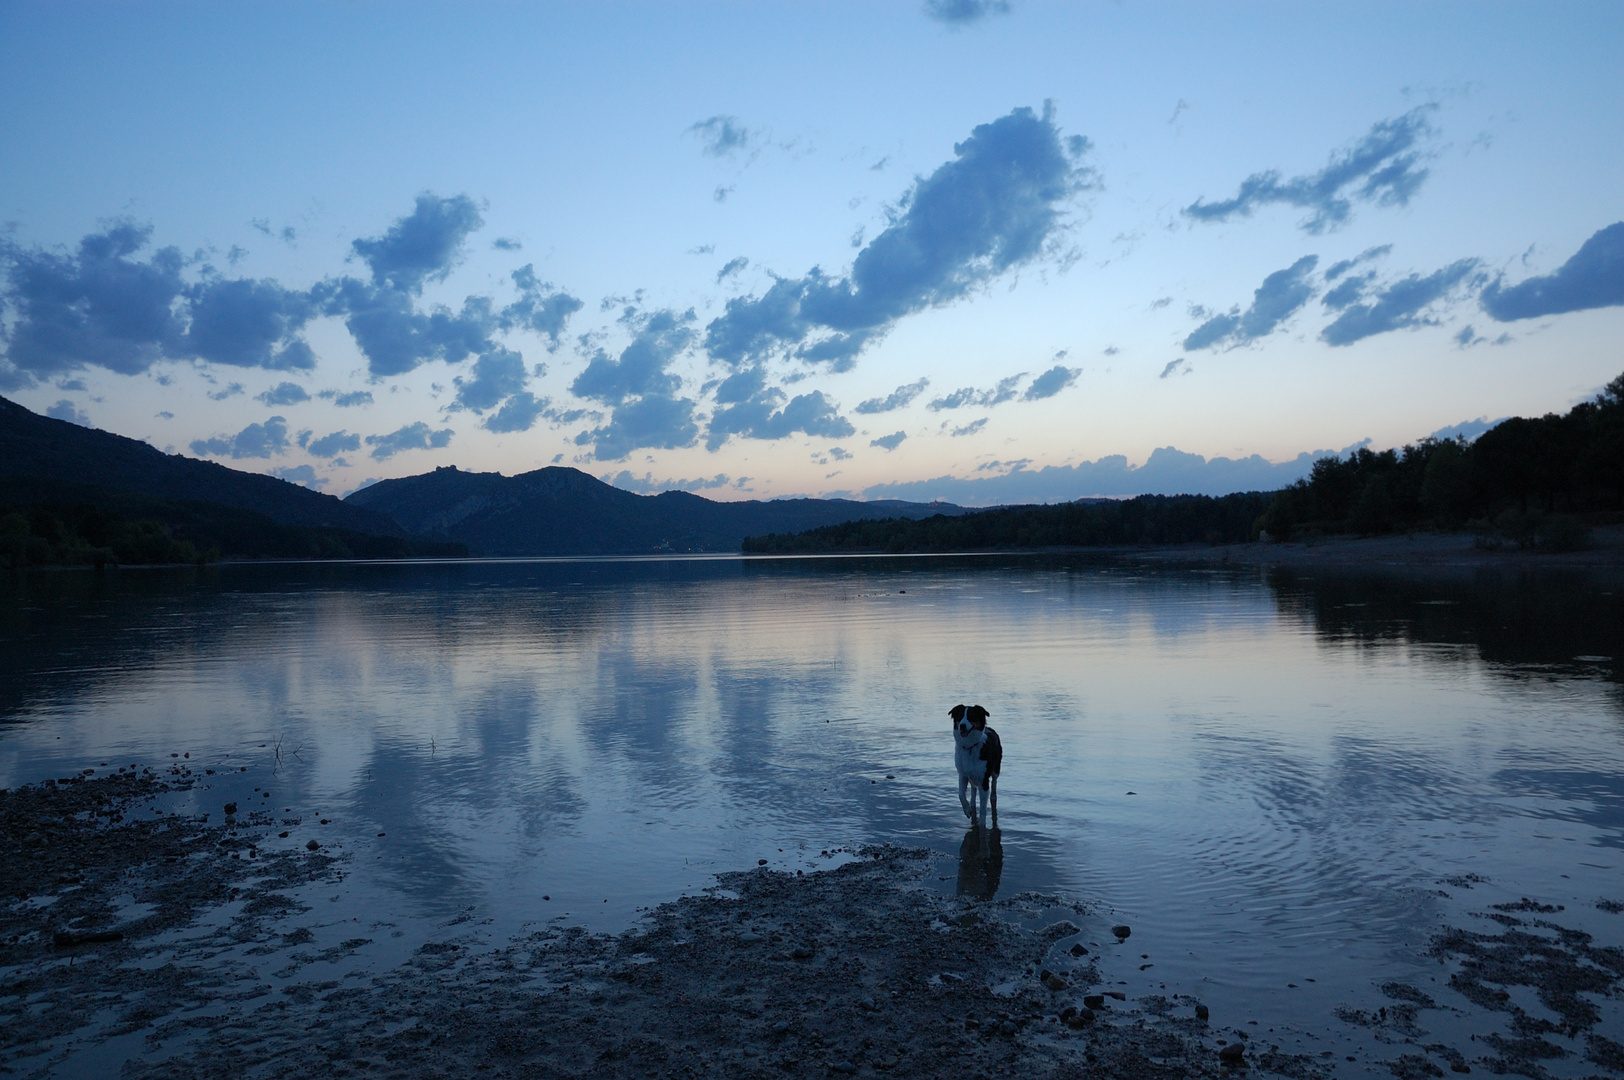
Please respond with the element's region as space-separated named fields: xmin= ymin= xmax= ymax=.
xmin=970 ymin=705 xmax=989 ymax=724
xmin=949 ymin=704 xmax=966 ymax=721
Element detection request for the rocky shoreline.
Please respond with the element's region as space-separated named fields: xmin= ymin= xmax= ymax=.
xmin=4 ymin=772 xmax=1622 ymax=1079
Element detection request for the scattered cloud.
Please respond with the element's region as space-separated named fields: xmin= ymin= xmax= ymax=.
xmin=1428 ymin=416 xmax=1503 ymax=443
xmin=575 ymin=394 xmax=698 ymax=461
xmin=324 ymin=389 xmax=373 ymax=408
xmin=923 ymin=0 xmax=1010 ymax=25
xmin=492 ymin=238 xmax=522 ymax=251
xmin=1321 ymin=258 xmax=1481 ymax=346
xmin=311 ymin=276 xmax=496 ymax=379
xmin=703 ymin=105 xmax=1093 ymax=372
xmin=929 ymin=373 xmax=1025 ymax=411
xmin=607 ymin=471 xmax=732 ymax=494
xmin=865 ymin=445 xmax=1338 ymax=504
xmin=208 ymin=382 xmax=245 ymax=400
xmin=1324 ymin=244 xmax=1392 ymax=281
xmin=156 ymin=410 xmax=173 ymax=419
xmin=255 ymin=381 xmax=311 ymax=406
xmin=304 ymin=430 xmax=361 ymax=458
xmin=1159 ymin=358 xmax=1189 ymax=379
xmin=45 ymin=399 xmax=91 ymax=426
xmin=949 ymin=417 xmax=988 ymax=437
xmin=870 ymin=431 xmax=907 ymax=451
xmin=705 ymin=365 xmax=856 ymax=450
xmin=1480 ymin=221 xmax=1624 ymax=321
xmin=500 ymin=264 xmax=583 ymax=349
xmin=716 ymin=256 xmax=750 ymax=284
xmin=484 ymin=390 xmax=549 ymax=433
xmin=570 ymin=308 xmax=695 ymax=407
xmin=1184 ymin=107 xmax=1435 ymax=233
xmin=714 ymin=186 xmax=734 ymax=203
xmin=856 ymin=377 xmax=930 ymax=414
xmin=190 ymin=415 xmax=291 ymax=459
xmin=1183 ymin=255 xmax=1319 ymax=351
xmin=271 ymin=464 xmax=327 ymax=489
xmin=829 ymin=446 xmax=852 ymax=461
xmin=364 ymin=421 xmax=454 ymax=460
xmin=1023 ymin=364 xmax=1080 ymax=400
xmin=451 ymin=347 xmax=528 ymax=413
xmin=689 ymin=115 xmax=754 ymax=158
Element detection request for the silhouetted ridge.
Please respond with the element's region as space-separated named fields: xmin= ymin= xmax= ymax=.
xmin=346 ymin=465 xmax=967 ymax=555
xmin=0 ymin=395 xmax=402 ymax=536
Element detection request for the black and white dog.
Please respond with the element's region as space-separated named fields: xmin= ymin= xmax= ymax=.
xmin=951 ymin=704 xmax=1002 ymax=827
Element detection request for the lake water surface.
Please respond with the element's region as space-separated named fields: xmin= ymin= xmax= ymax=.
xmin=3 ymin=554 xmax=1622 ymax=1073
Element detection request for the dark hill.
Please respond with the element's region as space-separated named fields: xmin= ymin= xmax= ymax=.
xmin=0 ymin=395 xmax=403 ymax=536
xmin=345 ymin=465 xmax=967 ymax=555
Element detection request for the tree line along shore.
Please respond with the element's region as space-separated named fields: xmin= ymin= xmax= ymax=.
xmin=744 ymin=371 xmax=1624 ymax=556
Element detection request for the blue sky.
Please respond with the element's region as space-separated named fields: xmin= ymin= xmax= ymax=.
xmin=1 ymin=1 xmax=1620 ymax=504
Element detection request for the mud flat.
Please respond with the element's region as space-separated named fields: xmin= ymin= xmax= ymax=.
xmin=5 ymin=772 xmax=1624 ymax=1079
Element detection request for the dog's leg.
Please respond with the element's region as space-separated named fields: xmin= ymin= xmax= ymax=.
xmin=977 ymin=784 xmax=988 ymax=827
xmin=959 ymin=774 xmax=974 ymax=820
xmin=989 ymin=777 xmax=997 ymax=828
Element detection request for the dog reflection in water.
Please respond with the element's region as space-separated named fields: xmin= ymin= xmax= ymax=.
xmin=957 ymin=826 xmax=1004 ymax=900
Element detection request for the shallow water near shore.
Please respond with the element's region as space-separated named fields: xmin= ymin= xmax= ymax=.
xmin=3 ymin=553 xmax=1623 ymax=1076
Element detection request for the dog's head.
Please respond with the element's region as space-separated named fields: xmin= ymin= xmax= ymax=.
xmin=950 ymin=703 xmax=990 ymax=743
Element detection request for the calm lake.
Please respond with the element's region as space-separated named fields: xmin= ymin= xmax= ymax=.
xmin=4 ymin=554 xmax=1622 ymax=1073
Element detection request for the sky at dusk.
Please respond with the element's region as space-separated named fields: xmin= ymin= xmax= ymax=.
xmin=1 ymin=2 xmax=1621 ymax=504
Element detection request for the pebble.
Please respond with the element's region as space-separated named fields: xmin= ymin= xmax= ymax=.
xmin=830 ymin=1061 xmax=857 ymax=1073
xmin=1083 ymin=994 xmax=1106 ymax=1010
xmin=223 ymin=803 xmax=237 ymax=815
xmin=858 ymin=996 xmax=878 ymax=1011
xmin=1069 ymin=943 xmax=1088 ymax=956
xmin=1111 ymin=924 xmax=1131 ymax=939
xmin=1219 ymin=1042 xmax=1246 ymax=1065
xmin=772 ymin=1020 xmax=789 ymax=1034
xmin=1196 ymin=1004 xmax=1210 ymax=1021
xmin=1041 ymin=970 xmax=1067 ymax=991
xmin=306 ymin=840 xmax=320 ymax=851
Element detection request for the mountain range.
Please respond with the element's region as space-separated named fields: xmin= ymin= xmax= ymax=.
xmin=344 ymin=465 xmax=965 ymax=555
xmin=2 ymin=395 xmax=964 ymax=558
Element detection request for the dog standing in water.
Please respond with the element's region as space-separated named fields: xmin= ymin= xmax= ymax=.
xmin=951 ymin=703 xmax=1002 ymax=827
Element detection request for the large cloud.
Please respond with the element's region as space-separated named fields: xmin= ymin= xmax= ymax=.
xmin=451 ymin=347 xmax=528 ymax=413
xmin=1480 ymin=222 xmax=1624 ymax=321
xmin=575 ymin=395 xmax=698 ymax=461
xmin=190 ymin=415 xmax=292 ymax=459
xmin=350 ymin=193 xmax=484 ymax=294
xmin=1022 ymin=364 xmax=1079 ymax=400
xmin=1321 ymin=258 xmax=1481 ymax=346
xmin=1184 ymin=108 xmax=1435 ymax=234
xmin=185 ymin=277 xmax=316 ymax=370
xmin=703 ymin=105 xmax=1092 ymax=371
xmin=256 ymin=381 xmax=311 ymax=406
xmin=304 ymin=429 xmax=361 ymax=458
xmin=0 ymin=223 xmax=188 ymax=387
xmin=1183 ymin=255 xmax=1319 ymax=351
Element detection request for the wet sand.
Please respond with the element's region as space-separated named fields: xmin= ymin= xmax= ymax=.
xmin=1132 ymin=526 xmax=1624 ymax=575
xmin=5 ymin=771 xmax=1622 ymax=1078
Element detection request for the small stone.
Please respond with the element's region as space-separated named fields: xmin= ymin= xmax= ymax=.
xmin=831 ymin=1061 xmax=857 ymax=1074
xmin=1083 ymin=994 xmax=1105 ymax=1010
xmin=859 ymin=996 xmax=877 ymax=1011
xmin=772 ymin=1020 xmax=789 ymax=1033
xmin=306 ymin=840 xmax=320 ymax=851
xmin=1195 ymin=1004 xmax=1210 ymax=1021
xmin=223 ymin=803 xmax=237 ymax=815
xmin=1042 ymin=971 xmax=1067 ymax=991
xmin=998 ymin=1020 xmax=1017 ymax=1036
xmin=1069 ymin=943 xmax=1088 ymax=956
xmin=1111 ymin=924 xmax=1131 ymax=939
xmin=759 ymin=859 xmax=768 ymax=865
xmin=1219 ymin=1043 xmax=1246 ymax=1065
xmin=278 ymin=832 xmax=289 ymax=839
xmin=791 ymin=945 xmax=814 ymax=960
